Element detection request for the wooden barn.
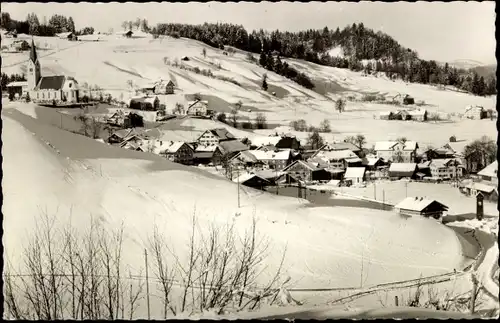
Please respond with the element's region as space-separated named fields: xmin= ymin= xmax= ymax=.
xmin=394 ymin=197 xmax=449 ymax=219
xmin=233 ymin=173 xmax=270 ymax=190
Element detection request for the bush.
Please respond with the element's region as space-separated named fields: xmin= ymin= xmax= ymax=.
xmin=216 ymin=112 xmax=227 ymax=123
xmin=8 ymin=91 xmax=15 ymax=101
xmin=319 ymin=119 xmax=331 ymax=133
xmin=255 ymin=113 xmax=267 ymax=129
xmin=289 ymin=119 xmax=307 ymax=132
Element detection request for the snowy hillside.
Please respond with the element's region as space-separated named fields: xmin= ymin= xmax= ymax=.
xmin=1 ymin=33 xmax=496 ymax=148
xmin=3 ymin=103 xmax=480 ymax=316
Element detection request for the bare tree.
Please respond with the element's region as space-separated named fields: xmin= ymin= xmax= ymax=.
xmin=335 ymin=98 xmax=346 ymax=113
xmin=319 ymin=119 xmax=331 ymax=133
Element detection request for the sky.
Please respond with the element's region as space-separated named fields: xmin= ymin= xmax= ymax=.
xmin=2 ymin=1 xmax=496 ymax=64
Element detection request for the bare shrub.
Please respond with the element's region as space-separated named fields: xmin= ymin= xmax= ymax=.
xmin=255 ymin=113 xmax=267 ymax=129
xmin=362 ymin=94 xmax=378 ymax=102
xmin=289 ymin=119 xmax=307 ymax=132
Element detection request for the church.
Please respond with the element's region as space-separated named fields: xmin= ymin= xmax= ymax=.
xmin=27 ymin=39 xmax=80 ymax=104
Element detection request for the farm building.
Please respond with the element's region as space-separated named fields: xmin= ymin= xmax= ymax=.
xmin=389 ymin=163 xmax=418 ymax=180
xmin=394 ymin=197 xmax=449 ymax=219
xmin=379 ymin=111 xmax=394 ymax=120
xmin=374 ymin=140 xmax=419 ymax=163
xmin=186 ymin=100 xmax=208 ymax=116
xmin=6 ymin=81 xmax=29 ymax=99
xmin=212 ymin=140 xmax=250 ymax=165
xmin=124 ymin=31 xmax=133 ymax=38
xmin=129 ymin=96 xmax=160 ymax=111
xmin=197 ymin=128 xmax=236 ymax=146
xmin=282 ymin=160 xmax=331 ymax=183
xmin=343 ymin=167 xmax=366 ymax=185
xmin=409 ymin=109 xmax=427 ymax=122
xmin=394 ymin=110 xmax=411 ymax=120
xmin=193 ymin=145 xmax=217 ymax=165
xmin=106 ymin=110 xmax=127 ymax=126
xmin=317 ymin=142 xmax=362 ymax=155
xmin=361 ymin=157 xmax=385 ymax=171
xmin=9 ymin=39 xmax=30 ymax=51
xmin=459 ymin=180 xmax=498 ymax=202
xmin=464 ymin=105 xmax=486 ymax=120
xmin=310 ymin=149 xmax=362 ymax=170
xmin=232 ymin=173 xmax=270 ymax=190
xmin=57 ymin=32 xmax=78 ymax=41
xmin=160 ymin=141 xmax=194 ymax=165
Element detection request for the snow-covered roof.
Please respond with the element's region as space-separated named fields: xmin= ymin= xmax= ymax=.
xmin=344 ymin=167 xmax=366 ymax=179
xmin=251 ymin=136 xmax=282 ymax=147
xmin=389 ymin=163 xmax=417 ymax=172
xmin=316 ymin=149 xmax=359 ymax=161
xmin=463 ymin=181 xmax=496 ymax=193
xmin=283 ymin=160 xmax=324 ymax=172
xmin=430 ymin=159 xmax=461 ymax=168
xmin=374 ymin=141 xmax=418 ymax=151
xmin=6 ymin=81 xmax=28 ymax=87
xmin=478 ymin=161 xmax=497 ymax=178
xmin=232 ymin=173 xmax=269 ymax=184
xmin=248 ymin=149 xmax=291 ymax=161
xmin=273 ymin=125 xmax=295 ymax=135
xmin=379 ymin=111 xmax=393 ymax=116
xmin=465 ymin=105 xmax=484 ymax=112
xmin=230 ymin=150 xmax=260 ymax=163
xmin=362 ymin=157 xmax=382 ymax=166
xmin=195 ymin=145 xmax=217 ymax=152
xmin=395 ymin=197 xmax=448 ymax=212
xmin=408 ymin=109 xmax=427 ymax=116
xmin=217 ymin=140 xmax=249 ymax=154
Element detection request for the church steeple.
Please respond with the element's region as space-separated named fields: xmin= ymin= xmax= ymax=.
xmin=27 ymin=38 xmax=41 ymax=90
xmin=29 ymin=38 xmax=38 ymax=63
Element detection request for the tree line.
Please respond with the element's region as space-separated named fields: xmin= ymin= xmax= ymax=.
xmin=1 ymin=12 xmax=94 ymax=37
xmin=151 ymin=21 xmax=495 ymax=96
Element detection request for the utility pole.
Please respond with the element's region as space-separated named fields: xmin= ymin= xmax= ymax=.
xmin=374 ymin=182 xmax=377 ymax=200
xmin=144 ymin=249 xmax=151 ymax=320
xmin=237 ymin=166 xmax=240 ymax=208
xmin=382 ymin=189 xmax=386 ymax=211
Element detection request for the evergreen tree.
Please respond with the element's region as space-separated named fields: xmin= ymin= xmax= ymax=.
xmin=262 ymin=74 xmax=268 ymax=91
xmin=259 ymin=52 xmax=268 ymax=67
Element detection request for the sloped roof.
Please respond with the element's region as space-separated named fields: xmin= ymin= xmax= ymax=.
xmin=430 ymin=159 xmax=460 ymax=168
xmin=344 ymin=167 xmax=366 ymax=179
xmin=395 ymin=197 xmax=448 ymax=212
xmin=251 ymin=136 xmax=282 ymax=147
xmin=217 ymin=140 xmax=249 ymax=154
xmin=362 ymin=157 xmax=382 ymax=166
xmin=230 ymin=150 xmax=260 ymax=163
xmin=478 ymin=161 xmax=498 ymax=178
xmin=389 ymin=163 xmax=417 ymax=172
xmin=207 ymin=128 xmax=236 ymax=140
xmin=320 ymin=142 xmax=361 ymax=152
xmin=379 ymin=111 xmax=393 ymax=116
xmin=36 ymin=76 xmax=66 ymax=90
xmin=375 ymin=141 xmax=418 ymax=151
xmin=193 ymin=151 xmax=214 ymax=159
xmin=232 ymin=173 xmax=270 ymax=184
xmin=195 ymin=145 xmax=217 ymax=152
xmin=317 ymin=149 xmax=359 ymax=161
xmin=463 ymin=181 xmax=496 ymax=193
xmin=465 ymin=105 xmax=484 ymax=113
xmin=57 ymin=32 xmax=74 ymax=38
xmin=7 ymin=81 xmax=28 ymax=87
xmin=283 ymin=160 xmax=323 ymax=172
xmin=409 ymin=109 xmax=427 ymax=116
xmin=248 ymin=149 xmax=291 ymax=161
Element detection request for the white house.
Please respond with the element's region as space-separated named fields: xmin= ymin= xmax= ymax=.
xmin=464 ymin=105 xmax=486 ymax=120
xmin=154 ymin=79 xmax=175 ymax=95
xmin=197 ymin=128 xmax=236 ymax=146
xmin=186 ymin=100 xmax=208 ymax=116
xmin=429 ymin=158 xmax=463 ymax=179
xmin=344 ymin=167 xmax=366 ymax=185
xmin=374 ymin=141 xmax=419 ymax=163
xmin=408 ymin=109 xmax=427 ymax=122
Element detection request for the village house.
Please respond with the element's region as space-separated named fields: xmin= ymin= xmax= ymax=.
xmin=388 ymin=163 xmax=418 ymax=180
xmin=186 ymin=100 xmax=209 ymax=116
xmin=193 ymin=145 xmax=217 ymax=165
xmin=6 ymin=81 xmax=29 ymax=99
xmin=161 ymin=141 xmax=195 ymax=165
xmin=394 ymin=197 xmax=449 ymax=219
xmin=247 ymin=149 xmax=292 ymax=171
xmin=394 ymin=110 xmax=411 ymax=121
xmin=107 ymin=128 xmax=145 ymax=144
xmin=429 ymin=159 xmax=463 ymax=180
xmin=310 ymin=149 xmax=362 ymax=170
xmin=282 ymin=160 xmax=331 ymax=183
xmin=154 ymin=79 xmax=175 ymax=95
xmin=197 ymin=128 xmax=236 ymax=146
xmin=212 ymin=140 xmax=250 ymax=165
xmin=478 ymin=161 xmax=498 ymax=187
xmin=27 ymin=40 xmax=80 ymax=104
xmin=421 ymin=146 xmax=456 ymax=162
xmin=374 ymin=141 xmax=419 ymax=163
xmin=251 ymin=135 xmax=301 ymax=150
xmin=416 ymin=161 xmax=432 ymax=179
xmin=232 ymin=173 xmax=270 ymax=190
xmin=464 ymin=105 xmax=486 ymax=120
xmin=343 ymin=167 xmax=367 ymax=185
xmin=229 ymin=150 xmax=264 ymax=169
xmin=361 ymin=156 xmax=385 ymax=171
xmin=129 ymin=96 xmax=160 ymax=111
xmin=106 ymin=110 xmax=127 ymax=126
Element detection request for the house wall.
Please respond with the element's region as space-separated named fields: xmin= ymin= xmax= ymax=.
xmin=345 ymin=175 xmax=364 ymax=184
xmin=464 ymin=108 xmax=484 ymax=120
xmin=172 ymin=144 xmax=194 ymax=164
xmin=376 ymin=147 xmax=416 ymax=163
xmin=265 ymin=158 xmax=290 ymax=171
xmin=430 ymin=165 xmax=458 ymax=179
xmin=188 ymin=102 xmax=208 ymax=116
xmin=198 ymin=132 xmax=219 ymax=146
xmin=31 ymin=89 xmax=63 ymax=102
xmin=285 ymin=162 xmax=313 ymax=182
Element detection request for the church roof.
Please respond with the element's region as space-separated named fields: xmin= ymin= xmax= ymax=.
xmin=36 ymin=76 xmax=66 ymax=90
xmin=29 ymin=39 xmax=38 ymax=62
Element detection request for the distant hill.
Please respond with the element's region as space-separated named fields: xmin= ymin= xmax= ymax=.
xmin=448 ymin=59 xmax=486 ymax=70
xmin=470 ymin=64 xmax=497 ymax=79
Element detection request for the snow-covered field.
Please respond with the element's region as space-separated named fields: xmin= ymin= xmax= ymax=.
xmin=1 ymin=33 xmax=496 ymax=148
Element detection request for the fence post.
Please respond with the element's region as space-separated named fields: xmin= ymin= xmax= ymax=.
xmin=144 ymin=249 xmax=151 ymax=319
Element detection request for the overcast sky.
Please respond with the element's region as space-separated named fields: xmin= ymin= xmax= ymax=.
xmin=3 ymin=1 xmax=496 ymax=64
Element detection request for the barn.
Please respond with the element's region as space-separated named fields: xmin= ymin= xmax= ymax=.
xmin=232 ymin=173 xmax=270 ymax=190
xmin=389 ymin=163 xmax=418 ymax=179
xmin=394 ymin=197 xmax=449 ymax=219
